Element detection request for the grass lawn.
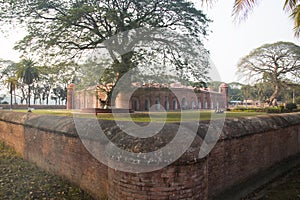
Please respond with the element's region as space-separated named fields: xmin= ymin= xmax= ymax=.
xmin=10 ymin=109 xmax=267 ymax=122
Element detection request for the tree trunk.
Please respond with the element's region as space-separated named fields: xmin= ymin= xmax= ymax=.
xmin=10 ymin=83 xmax=13 ymax=109
xmin=28 ymin=85 xmax=31 ymax=107
xmin=14 ymin=90 xmax=16 ymax=105
xmin=268 ymin=83 xmax=279 ymax=106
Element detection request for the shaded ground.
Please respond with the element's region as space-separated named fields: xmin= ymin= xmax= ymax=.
xmin=244 ymin=165 xmax=300 ymax=200
xmin=0 ymin=142 xmax=94 ymax=200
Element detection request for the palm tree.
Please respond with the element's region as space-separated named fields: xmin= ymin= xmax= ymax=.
xmin=16 ymin=59 xmax=40 ymax=108
xmin=203 ymin=0 xmax=300 ymax=36
xmin=4 ymin=77 xmax=18 ymax=109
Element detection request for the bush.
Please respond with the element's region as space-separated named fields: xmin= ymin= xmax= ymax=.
xmin=295 ymin=96 xmax=300 ymax=105
xmin=286 ymin=103 xmax=297 ymax=111
xmin=278 ymin=105 xmax=285 ymax=112
xmin=266 ymin=107 xmax=281 ymax=113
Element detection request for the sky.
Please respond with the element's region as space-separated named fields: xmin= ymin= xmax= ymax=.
xmin=197 ymin=0 xmax=299 ymax=83
xmin=0 ymin=0 xmax=299 ymax=84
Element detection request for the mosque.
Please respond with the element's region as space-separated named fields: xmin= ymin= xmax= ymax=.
xmin=66 ymin=82 xmax=229 ymax=111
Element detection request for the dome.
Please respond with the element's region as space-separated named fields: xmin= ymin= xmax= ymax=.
xmin=219 ymin=83 xmax=228 ymax=88
xmin=68 ymin=83 xmax=75 ymax=88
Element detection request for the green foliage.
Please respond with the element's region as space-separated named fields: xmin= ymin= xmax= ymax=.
xmin=0 ymin=0 xmax=212 ymax=106
xmin=286 ymin=102 xmax=297 ymax=111
xmin=278 ymin=105 xmax=285 ymax=112
xmin=16 ymin=59 xmax=39 ymax=85
xmin=15 ymin=59 xmax=40 ymax=107
xmin=296 ymin=96 xmax=300 ymax=104
xmin=228 ymin=82 xmax=243 ymax=101
xmin=230 ymin=107 xmax=287 ymax=113
xmin=237 ymin=41 xmax=300 ymax=105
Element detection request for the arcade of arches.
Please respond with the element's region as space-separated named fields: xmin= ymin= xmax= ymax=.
xmin=67 ymin=83 xmax=229 ymax=111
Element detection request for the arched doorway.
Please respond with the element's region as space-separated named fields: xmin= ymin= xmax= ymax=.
xmin=173 ymin=99 xmax=178 ymax=110
xmin=198 ymin=100 xmax=202 ymax=109
xmin=155 ymin=98 xmax=160 ymax=110
xmin=191 ymin=100 xmax=195 ymax=109
xmin=164 ymin=99 xmax=170 ymax=110
xmin=182 ymin=98 xmax=187 ymax=110
xmin=132 ymin=98 xmax=140 ymax=111
xmin=145 ymin=98 xmax=150 ymax=111
xmin=204 ymin=101 xmax=208 ymax=109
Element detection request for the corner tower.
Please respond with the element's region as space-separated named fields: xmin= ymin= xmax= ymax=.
xmin=219 ymin=83 xmax=229 ymax=108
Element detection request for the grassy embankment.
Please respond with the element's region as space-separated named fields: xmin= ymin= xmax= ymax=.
xmin=12 ymin=109 xmax=266 ymax=122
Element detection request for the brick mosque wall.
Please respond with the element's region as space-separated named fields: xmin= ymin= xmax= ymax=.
xmin=67 ymin=83 xmax=229 ymax=111
xmin=0 ymin=111 xmax=300 ymax=199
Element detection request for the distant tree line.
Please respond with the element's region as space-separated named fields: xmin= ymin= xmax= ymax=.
xmin=206 ymin=81 xmax=300 ymax=105
xmin=0 ymin=58 xmax=76 ymax=107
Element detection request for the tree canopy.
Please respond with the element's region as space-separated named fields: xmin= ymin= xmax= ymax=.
xmin=0 ymin=0 xmax=212 ymax=106
xmin=237 ymin=41 xmax=300 ymax=105
xmin=0 ymin=0 xmax=210 ymax=60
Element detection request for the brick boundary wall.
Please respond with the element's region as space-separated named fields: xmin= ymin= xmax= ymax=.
xmin=0 ymin=111 xmax=300 ymax=199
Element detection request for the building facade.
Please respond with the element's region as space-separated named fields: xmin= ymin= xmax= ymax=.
xmin=67 ymin=83 xmax=229 ymax=111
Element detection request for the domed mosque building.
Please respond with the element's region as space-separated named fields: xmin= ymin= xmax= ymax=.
xmin=67 ymin=82 xmax=229 ymax=111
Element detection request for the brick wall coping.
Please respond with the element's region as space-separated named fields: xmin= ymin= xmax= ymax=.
xmin=219 ymin=113 xmax=300 ymax=140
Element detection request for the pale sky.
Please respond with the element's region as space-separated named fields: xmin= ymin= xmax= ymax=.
xmin=0 ymin=0 xmax=299 ymax=84
xmin=198 ymin=0 xmax=299 ymax=83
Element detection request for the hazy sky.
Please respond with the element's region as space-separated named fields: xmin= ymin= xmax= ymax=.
xmin=0 ymin=0 xmax=299 ymax=84
xmin=197 ymin=0 xmax=299 ymax=83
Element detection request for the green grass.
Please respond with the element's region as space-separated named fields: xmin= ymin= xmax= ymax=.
xmin=9 ymin=109 xmax=267 ymax=122
xmin=96 ymin=111 xmax=266 ymax=122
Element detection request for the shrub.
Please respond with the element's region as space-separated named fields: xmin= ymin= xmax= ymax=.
xmin=286 ymin=103 xmax=297 ymax=111
xmin=278 ymin=105 xmax=285 ymax=112
xmin=266 ymin=107 xmax=281 ymax=113
xmin=295 ymin=96 xmax=300 ymax=105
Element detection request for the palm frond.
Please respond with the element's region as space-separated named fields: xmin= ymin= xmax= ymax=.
xmin=290 ymin=4 xmax=300 ymax=37
xmin=284 ymin=0 xmax=300 ymax=11
xmin=232 ymin=0 xmax=258 ymax=21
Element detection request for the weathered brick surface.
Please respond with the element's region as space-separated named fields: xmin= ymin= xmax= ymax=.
xmin=108 ymin=161 xmax=208 ymax=200
xmin=208 ymin=114 xmax=300 ymax=199
xmin=0 ymin=111 xmax=300 ymax=200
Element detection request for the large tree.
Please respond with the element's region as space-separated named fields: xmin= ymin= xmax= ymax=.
xmin=237 ymin=41 xmax=300 ymax=105
xmin=0 ymin=0 xmax=210 ymax=64
xmin=0 ymin=0 xmax=211 ymax=106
